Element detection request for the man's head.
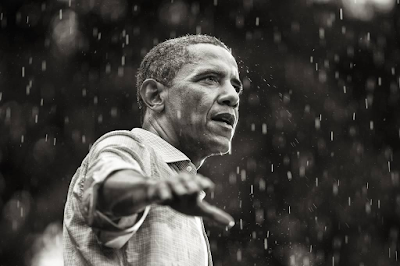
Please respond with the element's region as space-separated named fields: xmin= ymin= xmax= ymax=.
xmin=136 ymin=35 xmax=230 ymax=124
xmin=137 ymin=35 xmax=242 ymax=166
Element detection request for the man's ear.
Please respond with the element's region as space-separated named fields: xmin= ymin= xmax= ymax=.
xmin=139 ymin=79 xmax=166 ymax=113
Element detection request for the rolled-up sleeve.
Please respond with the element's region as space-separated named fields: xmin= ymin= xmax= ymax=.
xmin=78 ymin=133 xmax=151 ymax=249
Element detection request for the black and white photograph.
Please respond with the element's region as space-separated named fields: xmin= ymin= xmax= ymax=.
xmin=0 ymin=0 xmax=399 ymax=265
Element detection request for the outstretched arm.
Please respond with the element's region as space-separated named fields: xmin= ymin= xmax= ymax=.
xmin=98 ymin=169 xmax=235 ymax=227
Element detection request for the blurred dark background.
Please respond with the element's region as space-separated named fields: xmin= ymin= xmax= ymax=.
xmin=1 ymin=0 xmax=400 ymax=265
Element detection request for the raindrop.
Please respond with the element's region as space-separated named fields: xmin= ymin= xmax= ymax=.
xmin=299 ymin=166 xmax=305 ymax=177
xmin=262 ymin=123 xmax=267 ymax=134
xmin=315 ymin=118 xmax=321 ymax=129
xmin=22 ymin=67 xmax=25 ymax=77
xmin=287 ymin=171 xmax=292 ymax=181
xmin=6 ymin=107 xmax=11 ymax=120
xmin=118 ymin=67 xmax=124 ymax=77
xmin=240 ymin=169 xmax=246 ymax=181
xmin=236 ymin=249 xmax=242 ymax=261
xmin=106 ymin=63 xmax=111 ymax=73
xmin=111 ymin=108 xmax=118 ymax=118
xmin=333 ymin=183 xmax=338 ymax=195
xmin=259 ymin=178 xmax=265 ymax=191
xmin=339 ymin=8 xmax=343 ymax=20
xmin=255 ymin=17 xmax=259 ymax=26
xmin=319 ymin=28 xmax=325 ymax=39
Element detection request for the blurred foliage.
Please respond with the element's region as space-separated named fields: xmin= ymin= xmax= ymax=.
xmin=0 ymin=0 xmax=400 ymax=265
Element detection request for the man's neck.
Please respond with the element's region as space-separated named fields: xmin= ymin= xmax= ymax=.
xmin=142 ymin=119 xmax=205 ymax=168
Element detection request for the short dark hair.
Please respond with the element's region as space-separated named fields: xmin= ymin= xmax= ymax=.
xmin=136 ymin=34 xmax=231 ymax=125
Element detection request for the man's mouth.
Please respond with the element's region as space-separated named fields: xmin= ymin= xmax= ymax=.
xmin=211 ymin=113 xmax=235 ymax=128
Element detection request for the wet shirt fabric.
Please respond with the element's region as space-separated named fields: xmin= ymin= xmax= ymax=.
xmin=63 ymin=128 xmax=211 ymax=266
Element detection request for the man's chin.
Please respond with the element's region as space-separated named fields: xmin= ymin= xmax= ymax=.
xmin=208 ymin=139 xmax=231 ymax=156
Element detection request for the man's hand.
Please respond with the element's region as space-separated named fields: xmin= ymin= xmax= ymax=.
xmin=146 ymin=173 xmax=235 ymax=228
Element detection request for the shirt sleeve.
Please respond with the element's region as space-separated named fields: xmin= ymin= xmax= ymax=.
xmin=79 ymin=132 xmax=151 ymax=249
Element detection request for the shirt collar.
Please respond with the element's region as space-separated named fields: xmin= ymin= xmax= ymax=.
xmin=132 ymin=128 xmax=190 ymax=164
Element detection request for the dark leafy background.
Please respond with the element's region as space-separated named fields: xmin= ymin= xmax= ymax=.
xmin=0 ymin=0 xmax=400 ymax=265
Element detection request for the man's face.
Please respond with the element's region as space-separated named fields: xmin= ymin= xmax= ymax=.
xmin=164 ymin=43 xmax=242 ymax=159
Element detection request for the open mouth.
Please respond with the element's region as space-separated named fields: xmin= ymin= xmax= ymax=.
xmin=212 ymin=113 xmax=235 ymax=127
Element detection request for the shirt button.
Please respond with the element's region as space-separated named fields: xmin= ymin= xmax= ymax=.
xmin=186 ymin=166 xmax=193 ymax=172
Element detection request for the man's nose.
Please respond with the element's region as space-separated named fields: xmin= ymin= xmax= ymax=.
xmin=217 ymin=82 xmax=240 ymax=108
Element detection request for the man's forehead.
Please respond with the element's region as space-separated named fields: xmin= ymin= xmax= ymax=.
xmin=187 ymin=43 xmax=239 ymax=69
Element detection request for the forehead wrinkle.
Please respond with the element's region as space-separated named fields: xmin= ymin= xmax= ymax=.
xmin=190 ymin=57 xmax=239 ymax=76
xmin=174 ymin=44 xmax=239 ymax=84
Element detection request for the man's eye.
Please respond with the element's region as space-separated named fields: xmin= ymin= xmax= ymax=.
xmin=204 ymin=76 xmax=219 ymax=83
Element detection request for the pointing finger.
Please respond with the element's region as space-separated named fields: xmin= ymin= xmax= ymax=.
xmin=197 ymin=201 xmax=235 ymax=228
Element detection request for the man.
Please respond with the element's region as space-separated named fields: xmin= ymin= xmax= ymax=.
xmin=63 ymin=34 xmax=243 ymax=266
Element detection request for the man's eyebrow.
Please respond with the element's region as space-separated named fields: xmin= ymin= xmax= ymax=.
xmin=193 ymin=68 xmax=225 ymax=77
